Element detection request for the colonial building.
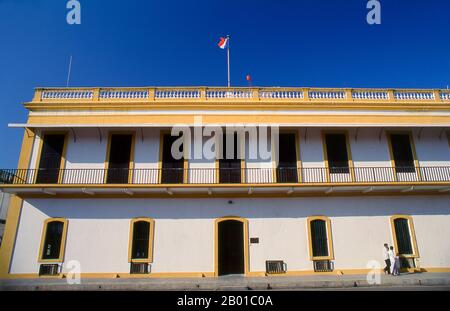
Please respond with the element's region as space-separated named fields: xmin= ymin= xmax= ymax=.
xmin=0 ymin=86 xmax=449 ymax=279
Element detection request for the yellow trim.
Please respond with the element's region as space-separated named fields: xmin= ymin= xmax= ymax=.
xmin=184 ymin=155 xmax=189 ymax=184
xmin=307 ymin=216 xmax=334 ymax=261
xmin=297 ymin=129 xmax=302 ymax=182
xmin=386 ymin=131 xmax=421 ymax=181
xmin=214 ymin=217 xmax=249 ymax=277
xmin=5 ymin=267 xmax=450 ymax=280
xmin=322 ymin=131 xmax=354 ymax=183
xmin=128 ymin=218 xmax=155 ymax=263
xmin=241 ymin=135 xmax=246 ymax=184
xmin=6 ymin=181 xmax=449 ymax=189
xmin=390 ymin=215 xmax=420 ymax=258
xmin=26 ymin=114 xmax=450 ymax=127
xmin=3 ymin=272 xmax=218 ymax=280
xmin=157 ymin=131 xmax=165 ymax=184
xmin=6 ymin=267 xmax=450 ymax=280
xmin=33 ymin=131 xmax=69 ymax=184
xmin=104 ymin=131 xmax=136 ymax=183
xmin=8 ymin=187 xmax=450 ymax=200
xmin=386 ymin=132 xmax=398 ymax=181
xmin=38 ymin=218 xmax=69 ymax=263
xmin=0 ymin=129 xmax=35 ymax=278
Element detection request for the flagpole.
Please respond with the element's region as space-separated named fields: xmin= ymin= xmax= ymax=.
xmin=226 ymin=35 xmax=230 ymax=88
xmin=66 ymin=55 xmax=73 ymax=87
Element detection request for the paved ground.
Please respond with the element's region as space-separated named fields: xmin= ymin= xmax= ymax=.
xmin=1 ymin=272 xmax=449 ymax=291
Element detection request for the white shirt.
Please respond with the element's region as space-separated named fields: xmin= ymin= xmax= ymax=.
xmin=383 ymin=247 xmax=390 ymax=260
xmin=388 ymin=249 xmax=396 ymax=263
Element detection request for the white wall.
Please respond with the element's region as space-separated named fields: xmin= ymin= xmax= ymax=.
xmin=413 ymin=128 xmax=450 ymax=166
xmin=10 ymin=195 xmax=450 ymax=275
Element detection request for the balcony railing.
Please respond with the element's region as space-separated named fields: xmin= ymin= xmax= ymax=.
xmin=31 ymin=87 xmax=450 ymax=104
xmin=1 ymin=166 xmax=449 ymax=186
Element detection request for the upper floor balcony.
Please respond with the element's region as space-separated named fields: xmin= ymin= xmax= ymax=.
xmin=1 ymin=165 xmax=449 ymax=197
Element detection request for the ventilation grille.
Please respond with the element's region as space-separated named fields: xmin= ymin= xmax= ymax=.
xmin=39 ymin=264 xmax=60 ymax=276
xmin=313 ymin=260 xmax=334 ymax=272
xmin=130 ymin=263 xmax=150 ymax=274
xmin=399 ymin=257 xmax=416 ymax=269
xmin=265 ymin=260 xmax=287 ymax=274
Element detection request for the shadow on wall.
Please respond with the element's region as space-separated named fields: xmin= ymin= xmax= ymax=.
xmin=26 ymin=195 xmax=450 ymax=220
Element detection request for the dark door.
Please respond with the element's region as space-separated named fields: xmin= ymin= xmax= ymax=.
xmin=161 ymin=134 xmax=184 ymax=184
xmin=325 ymin=134 xmax=350 ymax=174
xmin=36 ymin=134 xmax=66 ymax=184
xmin=276 ymin=133 xmax=298 ymax=183
xmin=390 ymin=134 xmax=416 ymax=173
xmin=218 ymin=220 xmax=245 ymax=276
xmin=219 ymin=134 xmax=241 ymax=183
xmin=106 ymin=134 xmax=133 ymax=184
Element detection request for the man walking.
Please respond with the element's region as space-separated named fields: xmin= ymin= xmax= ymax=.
xmin=383 ymin=243 xmax=391 ymax=274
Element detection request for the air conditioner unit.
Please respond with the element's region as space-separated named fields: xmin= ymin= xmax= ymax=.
xmin=39 ymin=264 xmax=60 ymax=276
xmin=399 ymin=257 xmax=416 ymax=269
xmin=313 ymin=260 xmax=334 ymax=272
xmin=130 ymin=263 xmax=150 ymax=274
xmin=265 ymin=260 xmax=287 ymax=274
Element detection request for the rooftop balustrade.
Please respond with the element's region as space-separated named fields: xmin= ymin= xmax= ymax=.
xmin=31 ymin=87 xmax=450 ymax=104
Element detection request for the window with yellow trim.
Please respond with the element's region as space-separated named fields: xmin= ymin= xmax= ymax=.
xmin=160 ymin=133 xmax=185 ymax=184
xmin=390 ymin=216 xmax=419 ymax=257
xmin=324 ymin=133 xmax=350 ymax=174
xmin=129 ymin=218 xmax=155 ymax=262
xmin=39 ymin=218 xmax=68 ymax=262
xmin=36 ymin=134 xmax=67 ymax=184
xmin=388 ymin=134 xmax=416 ymax=173
xmin=276 ymin=133 xmax=299 ymax=183
xmin=106 ymin=134 xmax=134 ymax=184
xmin=307 ymin=216 xmax=334 ymax=260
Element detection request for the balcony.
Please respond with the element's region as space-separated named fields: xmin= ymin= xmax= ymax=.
xmin=29 ymin=87 xmax=450 ymax=104
xmin=1 ymin=166 xmax=449 ymax=197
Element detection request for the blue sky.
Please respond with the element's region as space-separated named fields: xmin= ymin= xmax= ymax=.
xmin=0 ymin=0 xmax=449 ymax=167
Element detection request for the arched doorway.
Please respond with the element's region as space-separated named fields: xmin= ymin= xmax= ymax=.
xmin=215 ymin=217 xmax=248 ymax=276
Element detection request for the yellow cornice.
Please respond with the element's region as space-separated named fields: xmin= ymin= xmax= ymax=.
xmin=23 ymin=102 xmax=450 ymax=112
xmin=25 ymin=114 xmax=450 ymax=127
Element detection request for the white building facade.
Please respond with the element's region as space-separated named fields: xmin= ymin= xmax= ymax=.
xmin=0 ymin=87 xmax=449 ymax=278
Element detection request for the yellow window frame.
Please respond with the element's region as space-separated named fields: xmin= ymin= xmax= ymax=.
xmin=38 ymin=218 xmax=69 ymax=263
xmin=307 ymin=216 xmax=334 ymax=261
xmin=272 ymin=130 xmax=302 ymax=183
xmin=321 ymin=131 xmax=355 ymax=183
xmin=104 ymin=131 xmax=136 ymax=184
xmin=128 ymin=218 xmax=155 ymax=263
xmin=214 ymin=216 xmax=249 ymax=276
xmin=386 ymin=131 xmax=421 ymax=182
xmin=390 ymin=215 xmax=420 ymax=258
xmin=34 ymin=131 xmax=69 ymax=184
xmin=158 ymin=130 xmax=189 ymax=184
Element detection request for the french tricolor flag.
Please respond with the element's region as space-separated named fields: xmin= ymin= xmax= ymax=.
xmin=218 ymin=37 xmax=229 ymax=49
